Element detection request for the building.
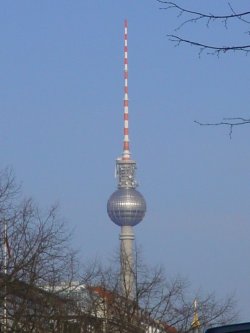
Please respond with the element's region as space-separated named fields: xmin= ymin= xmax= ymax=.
xmin=107 ymin=19 xmax=146 ymax=299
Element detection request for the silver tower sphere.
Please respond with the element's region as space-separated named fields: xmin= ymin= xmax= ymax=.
xmin=107 ymin=158 xmax=146 ymax=227
xmin=107 ymin=187 xmax=146 ymax=227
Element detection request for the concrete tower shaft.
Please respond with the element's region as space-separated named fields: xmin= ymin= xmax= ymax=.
xmin=120 ymin=226 xmax=135 ymax=297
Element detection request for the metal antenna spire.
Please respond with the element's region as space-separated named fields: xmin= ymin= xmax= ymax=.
xmin=191 ymin=299 xmax=201 ymax=331
xmin=123 ymin=19 xmax=130 ymax=160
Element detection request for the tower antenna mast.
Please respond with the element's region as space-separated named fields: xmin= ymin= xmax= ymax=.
xmin=123 ymin=19 xmax=130 ymax=160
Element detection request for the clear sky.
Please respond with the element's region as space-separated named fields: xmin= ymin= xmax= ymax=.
xmin=1 ymin=0 xmax=250 ymax=322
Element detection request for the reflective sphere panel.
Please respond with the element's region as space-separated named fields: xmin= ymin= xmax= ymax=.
xmin=107 ymin=188 xmax=146 ymax=226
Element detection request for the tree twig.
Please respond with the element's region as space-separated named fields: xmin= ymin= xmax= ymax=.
xmin=194 ymin=118 xmax=250 ymax=138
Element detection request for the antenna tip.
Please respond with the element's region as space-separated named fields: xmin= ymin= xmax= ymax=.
xmin=124 ymin=19 xmax=128 ymax=28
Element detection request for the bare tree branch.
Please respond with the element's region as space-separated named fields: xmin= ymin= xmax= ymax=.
xmin=158 ymin=2 xmax=250 ymax=131
xmin=168 ymin=35 xmax=250 ymax=56
xmin=157 ymin=1 xmax=250 ymax=26
xmin=194 ymin=118 xmax=250 ymax=138
xmin=157 ymin=1 xmax=250 ymax=54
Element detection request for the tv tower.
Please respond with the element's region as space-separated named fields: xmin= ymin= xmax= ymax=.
xmin=107 ymin=20 xmax=146 ymax=298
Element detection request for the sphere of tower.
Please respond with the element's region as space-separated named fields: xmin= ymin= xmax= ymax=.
xmin=107 ymin=188 xmax=146 ymax=227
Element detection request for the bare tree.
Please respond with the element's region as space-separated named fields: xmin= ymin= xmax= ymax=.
xmin=82 ymin=251 xmax=238 ymax=333
xmin=0 ymin=169 xmax=238 ymax=332
xmin=0 ymin=168 xmax=82 ymax=332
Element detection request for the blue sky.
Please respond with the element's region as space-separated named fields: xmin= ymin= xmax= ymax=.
xmin=1 ymin=0 xmax=250 ymax=321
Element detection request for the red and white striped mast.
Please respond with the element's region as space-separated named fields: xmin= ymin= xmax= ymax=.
xmin=123 ymin=19 xmax=130 ymax=161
